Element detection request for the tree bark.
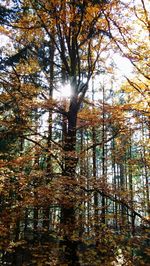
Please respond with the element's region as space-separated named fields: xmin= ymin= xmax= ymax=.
xmin=60 ymin=95 xmax=80 ymax=265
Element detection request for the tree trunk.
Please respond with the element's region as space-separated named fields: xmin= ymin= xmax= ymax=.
xmin=101 ymin=85 xmax=106 ymax=224
xmin=43 ymin=40 xmax=55 ymax=230
xmin=60 ymin=95 xmax=80 ymax=265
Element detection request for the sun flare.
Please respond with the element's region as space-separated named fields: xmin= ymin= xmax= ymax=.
xmin=60 ymin=83 xmax=72 ymax=98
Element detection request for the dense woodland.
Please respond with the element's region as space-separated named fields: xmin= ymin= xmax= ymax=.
xmin=0 ymin=0 xmax=150 ymax=265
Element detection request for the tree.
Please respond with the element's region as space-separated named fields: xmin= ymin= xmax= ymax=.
xmin=0 ymin=0 xmax=150 ymax=265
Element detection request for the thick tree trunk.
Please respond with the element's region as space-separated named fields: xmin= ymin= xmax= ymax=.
xmin=60 ymin=95 xmax=80 ymax=265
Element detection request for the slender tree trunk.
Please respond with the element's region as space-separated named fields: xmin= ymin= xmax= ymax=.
xmin=79 ymin=128 xmax=85 ymax=238
xmin=92 ymin=78 xmax=99 ymax=236
xmin=15 ymin=137 xmax=25 ymax=241
xmin=128 ymin=135 xmax=135 ymax=235
xmin=120 ymin=162 xmax=127 ymax=230
xmin=43 ymin=40 xmax=55 ymax=231
xmin=101 ymin=85 xmax=106 ymax=224
xmin=112 ymin=137 xmax=118 ymax=230
xmin=142 ymin=116 xmax=150 ymax=216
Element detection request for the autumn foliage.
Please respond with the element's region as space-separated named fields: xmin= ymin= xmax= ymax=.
xmin=0 ymin=0 xmax=150 ymax=265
